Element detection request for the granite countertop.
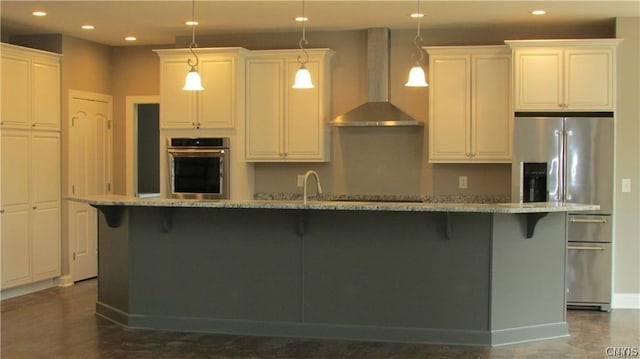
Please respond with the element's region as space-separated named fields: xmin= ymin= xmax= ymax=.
xmin=68 ymin=195 xmax=599 ymax=214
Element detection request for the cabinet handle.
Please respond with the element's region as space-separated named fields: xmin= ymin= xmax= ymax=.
xmin=32 ymin=123 xmax=37 ymax=127
xmin=0 ymin=209 xmax=4 ymax=213
xmin=570 ymin=218 xmax=607 ymax=224
xmin=33 ymin=206 xmax=37 ymax=210
xmin=568 ymin=246 xmax=605 ymax=251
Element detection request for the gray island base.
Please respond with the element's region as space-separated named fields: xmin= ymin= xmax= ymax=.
xmin=79 ymin=196 xmax=598 ymax=347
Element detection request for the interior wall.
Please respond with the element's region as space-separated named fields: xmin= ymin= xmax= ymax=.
xmin=614 ymin=17 xmax=640 ymax=301
xmin=110 ymin=45 xmax=168 ymax=194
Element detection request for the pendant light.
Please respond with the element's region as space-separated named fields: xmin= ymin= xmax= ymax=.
xmin=292 ymin=0 xmax=314 ymax=89
xmin=183 ymin=0 xmax=204 ymax=91
xmin=405 ymin=0 xmax=428 ymax=87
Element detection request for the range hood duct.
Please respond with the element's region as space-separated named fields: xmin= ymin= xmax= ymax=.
xmin=329 ymin=28 xmax=424 ymax=127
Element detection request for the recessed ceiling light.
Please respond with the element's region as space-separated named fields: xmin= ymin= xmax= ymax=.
xmin=81 ymin=25 xmax=95 ymax=30
xmin=32 ymin=11 xmax=47 ymax=17
xmin=295 ymin=16 xmax=308 ymax=22
xmin=410 ymin=12 xmax=425 ymax=18
xmin=124 ymin=36 xmax=137 ymax=41
xmin=186 ymin=20 xmax=199 ymax=26
xmin=531 ymin=10 xmax=547 ymax=15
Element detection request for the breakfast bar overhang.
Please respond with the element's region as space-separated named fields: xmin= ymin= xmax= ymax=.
xmin=72 ymin=196 xmax=599 ymax=347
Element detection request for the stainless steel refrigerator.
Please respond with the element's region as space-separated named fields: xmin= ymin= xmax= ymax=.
xmin=512 ymin=112 xmax=613 ymax=311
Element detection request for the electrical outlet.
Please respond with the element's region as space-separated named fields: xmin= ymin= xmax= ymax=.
xmin=622 ymin=178 xmax=632 ymax=193
xmin=297 ymin=174 xmax=305 ymax=188
xmin=458 ymin=176 xmax=468 ymax=189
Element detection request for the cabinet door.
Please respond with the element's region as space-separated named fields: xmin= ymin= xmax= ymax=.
xmin=31 ymin=61 xmax=60 ymax=130
xmin=31 ymin=132 xmax=60 ymax=205
xmin=1 ymin=55 xmax=30 ymax=128
xmin=1 ymin=208 xmax=31 ymax=288
xmin=285 ymin=60 xmax=323 ymax=160
xmin=160 ymin=59 xmax=197 ymax=129
xmin=564 ymin=49 xmax=614 ymax=110
xmin=513 ymin=49 xmax=563 ymax=111
xmin=31 ymin=204 xmax=61 ymax=281
xmin=1 ymin=131 xmax=31 ymax=288
xmin=428 ymin=56 xmax=471 ymax=162
xmin=246 ymin=60 xmax=283 ymax=160
xmin=199 ymin=58 xmax=235 ymax=128
xmin=472 ymin=54 xmax=512 ymax=162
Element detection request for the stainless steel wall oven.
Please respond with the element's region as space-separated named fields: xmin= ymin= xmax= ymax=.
xmin=167 ymin=137 xmax=230 ymax=199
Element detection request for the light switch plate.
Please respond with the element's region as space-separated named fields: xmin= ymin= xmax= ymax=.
xmin=622 ymin=178 xmax=631 ymax=193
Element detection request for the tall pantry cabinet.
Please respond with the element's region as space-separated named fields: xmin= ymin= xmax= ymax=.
xmin=1 ymin=43 xmax=61 ymax=289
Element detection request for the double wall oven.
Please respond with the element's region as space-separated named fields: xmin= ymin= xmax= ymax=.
xmin=167 ymin=137 xmax=230 ymax=199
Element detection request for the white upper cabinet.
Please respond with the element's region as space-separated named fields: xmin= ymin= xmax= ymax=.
xmin=506 ymin=39 xmax=621 ymax=111
xmin=426 ymin=46 xmax=512 ymax=163
xmin=245 ymin=49 xmax=333 ymax=162
xmin=155 ymin=48 xmax=248 ymax=129
xmin=1 ymin=43 xmax=61 ymax=130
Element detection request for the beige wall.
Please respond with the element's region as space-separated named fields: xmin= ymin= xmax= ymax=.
xmin=614 ymin=18 xmax=640 ymax=298
xmin=59 ymin=35 xmax=112 ymax=277
xmin=110 ymin=45 xmax=168 ymax=194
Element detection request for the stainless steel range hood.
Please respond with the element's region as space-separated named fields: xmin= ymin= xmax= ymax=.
xmin=329 ymin=28 xmax=424 ymax=127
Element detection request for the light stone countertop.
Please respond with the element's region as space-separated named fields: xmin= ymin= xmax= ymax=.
xmin=68 ymin=195 xmax=599 ymax=214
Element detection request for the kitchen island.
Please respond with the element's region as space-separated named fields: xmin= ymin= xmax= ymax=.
xmin=71 ymin=195 xmax=598 ymax=346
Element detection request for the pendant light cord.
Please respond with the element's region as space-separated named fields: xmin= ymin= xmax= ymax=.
xmin=297 ymin=0 xmax=310 ymax=66
xmin=413 ymin=0 xmax=424 ymax=64
xmin=187 ymin=0 xmax=199 ymax=69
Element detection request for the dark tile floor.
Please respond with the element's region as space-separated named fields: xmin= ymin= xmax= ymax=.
xmin=1 ymin=279 xmax=638 ymax=358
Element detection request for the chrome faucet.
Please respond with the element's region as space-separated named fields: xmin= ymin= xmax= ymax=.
xmin=303 ymin=170 xmax=323 ymax=205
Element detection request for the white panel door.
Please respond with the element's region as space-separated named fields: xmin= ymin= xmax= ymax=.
xmin=564 ymin=49 xmax=614 ymax=110
xmin=514 ymin=49 xmax=563 ymax=110
xmin=31 ymin=61 xmax=60 ymax=130
xmin=69 ymin=93 xmax=112 ymax=282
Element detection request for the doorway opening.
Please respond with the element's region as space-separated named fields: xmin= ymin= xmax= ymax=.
xmin=125 ymin=96 xmax=160 ymax=197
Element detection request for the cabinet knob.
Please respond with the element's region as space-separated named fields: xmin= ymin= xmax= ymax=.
xmin=32 ymin=123 xmax=37 ymax=127
xmin=0 ymin=209 xmax=4 ymax=213
xmin=32 ymin=206 xmax=37 ymax=210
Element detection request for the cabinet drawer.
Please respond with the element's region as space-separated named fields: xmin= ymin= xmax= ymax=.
xmin=567 ymin=215 xmax=611 ymax=242
xmin=567 ymin=242 xmax=611 ymax=304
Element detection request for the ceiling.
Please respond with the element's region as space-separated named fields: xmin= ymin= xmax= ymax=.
xmin=1 ymin=0 xmax=638 ymax=46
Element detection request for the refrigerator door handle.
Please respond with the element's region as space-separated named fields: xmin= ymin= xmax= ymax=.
xmin=565 ymin=130 xmax=573 ymax=201
xmin=554 ymin=129 xmax=563 ymax=202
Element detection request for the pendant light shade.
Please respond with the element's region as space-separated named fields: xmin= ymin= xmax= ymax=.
xmin=292 ymin=0 xmax=314 ymax=89
xmin=406 ymin=66 xmax=428 ymax=87
xmin=293 ymin=65 xmax=314 ymax=89
xmin=183 ymin=0 xmax=204 ymax=91
xmin=406 ymin=0 xmax=428 ymax=88
xmin=183 ymin=68 xmax=204 ymax=91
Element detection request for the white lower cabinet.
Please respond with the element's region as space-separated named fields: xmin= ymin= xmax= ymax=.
xmin=426 ymin=46 xmax=512 ymax=163
xmin=1 ymin=130 xmax=61 ymax=289
xmin=245 ymin=49 xmax=333 ymax=162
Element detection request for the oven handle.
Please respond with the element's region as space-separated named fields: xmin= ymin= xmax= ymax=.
xmin=168 ymin=148 xmax=226 ymax=155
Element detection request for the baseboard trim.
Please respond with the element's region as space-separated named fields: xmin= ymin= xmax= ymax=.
xmin=0 ymin=279 xmax=57 ymax=300
xmin=56 ymin=275 xmax=74 ymax=287
xmin=612 ymin=293 xmax=640 ymax=309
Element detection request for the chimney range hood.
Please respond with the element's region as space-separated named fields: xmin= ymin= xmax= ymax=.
xmin=329 ymin=28 xmax=424 ymax=127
